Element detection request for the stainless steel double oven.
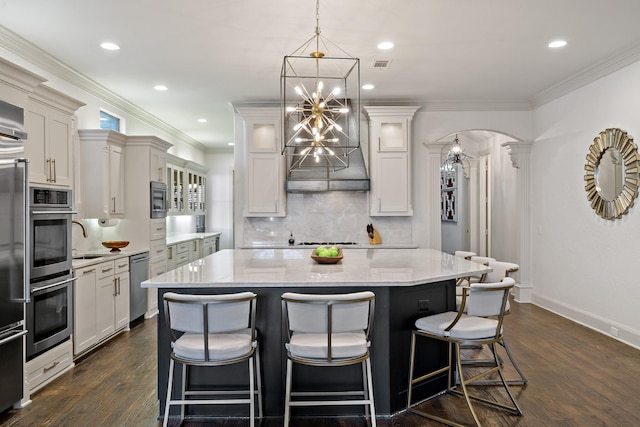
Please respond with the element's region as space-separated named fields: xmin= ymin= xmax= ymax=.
xmin=26 ymin=187 xmax=75 ymax=360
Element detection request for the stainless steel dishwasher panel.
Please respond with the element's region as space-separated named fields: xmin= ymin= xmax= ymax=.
xmin=129 ymin=252 xmax=149 ymax=323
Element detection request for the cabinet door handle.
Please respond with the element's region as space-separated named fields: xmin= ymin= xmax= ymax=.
xmin=43 ymin=361 xmax=60 ymax=373
xmin=46 ymin=158 xmax=52 ymax=182
xmin=112 ymin=197 xmax=116 ymax=213
xmin=52 ymin=158 xmax=56 ymax=182
xmin=113 ymin=278 xmax=118 ymax=296
xmin=378 ymin=137 xmax=381 ymax=152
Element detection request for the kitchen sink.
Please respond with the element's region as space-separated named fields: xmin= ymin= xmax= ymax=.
xmin=72 ymin=254 xmax=104 ymax=260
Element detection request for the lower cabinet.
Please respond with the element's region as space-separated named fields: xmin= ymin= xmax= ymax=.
xmin=202 ymin=235 xmax=219 ymax=257
xmin=167 ymin=235 xmax=221 ymax=270
xmin=73 ymin=258 xmax=130 ymax=358
xmin=25 ymin=339 xmax=74 ymax=395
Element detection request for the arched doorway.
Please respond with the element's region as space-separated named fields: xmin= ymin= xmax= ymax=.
xmin=437 ymin=130 xmax=518 ymax=259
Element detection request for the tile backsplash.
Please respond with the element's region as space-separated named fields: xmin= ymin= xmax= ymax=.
xmin=242 ymin=192 xmax=412 ymax=245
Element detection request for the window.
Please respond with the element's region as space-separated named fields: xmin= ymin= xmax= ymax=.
xmin=99 ymin=110 xmax=122 ymax=132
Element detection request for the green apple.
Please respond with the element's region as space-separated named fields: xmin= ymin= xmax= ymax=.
xmin=316 ymin=246 xmax=327 ymax=255
xmin=329 ymin=247 xmax=339 ymax=257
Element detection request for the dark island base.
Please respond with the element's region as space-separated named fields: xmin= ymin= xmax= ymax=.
xmin=156 ymin=280 xmax=455 ymax=420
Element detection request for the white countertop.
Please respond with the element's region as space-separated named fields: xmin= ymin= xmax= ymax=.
xmin=142 ymin=248 xmax=489 ymax=289
xmin=238 ymin=244 xmax=419 ymax=249
xmin=71 ymin=248 xmax=149 ymax=269
xmin=166 ymin=232 xmax=221 ymax=246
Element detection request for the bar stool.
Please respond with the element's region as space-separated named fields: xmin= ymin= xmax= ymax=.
xmin=162 ymin=292 xmax=262 ymax=427
xmin=453 ymin=251 xmax=478 ymax=286
xmin=407 ymin=278 xmax=522 ymax=426
xmin=281 ymin=291 xmax=376 ymax=426
xmin=467 ymin=260 xmax=527 ymax=385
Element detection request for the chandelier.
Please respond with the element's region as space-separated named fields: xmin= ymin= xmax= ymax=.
xmin=442 ymin=134 xmax=472 ymax=171
xmin=280 ymin=0 xmax=360 ymax=173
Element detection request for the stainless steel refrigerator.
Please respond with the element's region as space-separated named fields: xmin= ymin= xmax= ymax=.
xmin=0 ymin=99 xmax=29 ymax=412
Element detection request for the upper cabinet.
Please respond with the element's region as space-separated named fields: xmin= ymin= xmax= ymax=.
xmin=166 ymin=154 xmax=208 ymax=216
xmin=237 ymin=107 xmax=286 ymax=217
xmin=24 ymin=85 xmax=85 ymax=188
xmin=78 ymin=129 xmax=127 ymax=219
xmin=365 ymin=106 xmax=419 ymax=216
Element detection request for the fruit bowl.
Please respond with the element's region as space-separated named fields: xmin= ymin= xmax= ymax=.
xmin=102 ymin=240 xmax=130 ymax=253
xmin=311 ymin=248 xmax=343 ymax=264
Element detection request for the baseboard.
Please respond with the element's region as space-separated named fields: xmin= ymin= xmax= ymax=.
xmin=533 ymin=294 xmax=640 ymax=350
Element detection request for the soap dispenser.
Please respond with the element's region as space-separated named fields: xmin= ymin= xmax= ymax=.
xmin=288 ymin=232 xmax=295 ymax=246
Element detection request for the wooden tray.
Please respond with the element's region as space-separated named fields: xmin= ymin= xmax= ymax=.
xmin=310 ymin=248 xmax=343 ymax=264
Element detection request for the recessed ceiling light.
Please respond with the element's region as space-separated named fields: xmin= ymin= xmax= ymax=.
xmin=377 ymin=41 xmax=394 ymax=50
xmin=227 ymin=142 xmax=235 ymax=146
xmin=100 ymin=42 xmax=120 ymax=50
xmin=197 ymin=118 xmax=207 ymax=123
xmin=362 ymin=84 xmax=375 ymax=90
xmin=154 ymin=85 xmax=168 ymax=91
xmin=548 ymin=40 xmax=567 ymax=48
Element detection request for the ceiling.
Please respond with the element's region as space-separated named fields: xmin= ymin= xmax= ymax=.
xmin=2 ymin=0 xmax=640 ymax=150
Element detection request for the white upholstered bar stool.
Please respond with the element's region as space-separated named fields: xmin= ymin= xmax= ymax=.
xmin=453 ymin=251 xmax=477 ymax=286
xmin=407 ymin=278 xmax=522 ymax=426
xmin=281 ymin=291 xmax=376 ymax=427
xmin=471 ymin=260 xmax=527 ymax=385
xmin=162 ymin=292 xmax=262 ymax=427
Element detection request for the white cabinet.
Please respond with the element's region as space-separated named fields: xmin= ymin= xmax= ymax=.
xmin=166 ymin=156 xmax=209 ymax=215
xmin=365 ymin=106 xmax=419 ymax=216
xmin=74 ymin=264 xmax=99 ymax=354
xmin=237 ymin=107 xmax=286 ymax=217
xmin=150 ymin=147 xmax=167 ymax=183
xmin=167 ymin=235 xmax=220 ymax=269
xmin=114 ymin=258 xmax=130 ymax=331
xmin=73 ymin=257 xmax=130 ymax=357
xmin=202 ymin=235 xmax=219 ymax=257
xmin=122 ymin=136 xmax=173 ymax=319
xmin=78 ymin=129 xmax=127 ymax=219
xmin=188 ymin=238 xmax=201 ymax=262
xmin=167 ymin=163 xmax=185 ymax=214
xmin=187 ymin=165 xmax=207 ymax=213
xmin=24 ymin=85 xmax=84 ymax=187
xmin=25 ymin=340 xmax=74 ymax=395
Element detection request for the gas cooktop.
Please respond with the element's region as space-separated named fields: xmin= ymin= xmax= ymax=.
xmin=297 ymin=242 xmax=359 ymax=246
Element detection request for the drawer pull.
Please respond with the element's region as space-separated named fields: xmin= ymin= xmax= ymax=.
xmin=82 ymin=269 xmax=96 ymax=274
xmin=43 ymin=361 xmax=60 ymax=373
xmin=102 ymin=267 xmax=113 ymax=273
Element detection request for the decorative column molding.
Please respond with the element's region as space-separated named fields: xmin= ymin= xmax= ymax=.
xmin=501 ymin=141 xmax=533 ymax=303
xmin=466 ymin=158 xmax=480 ymax=255
xmin=424 ymin=142 xmax=447 ymax=250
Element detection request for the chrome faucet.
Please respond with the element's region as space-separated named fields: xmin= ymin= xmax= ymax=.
xmin=72 ymin=220 xmax=88 ymax=238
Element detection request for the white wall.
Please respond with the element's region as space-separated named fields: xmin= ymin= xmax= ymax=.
xmin=205 ymin=150 xmax=234 ymax=249
xmin=531 ymin=60 xmax=640 ymax=349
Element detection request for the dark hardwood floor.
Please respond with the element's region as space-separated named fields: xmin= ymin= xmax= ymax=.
xmin=2 ymin=299 xmax=640 ymax=427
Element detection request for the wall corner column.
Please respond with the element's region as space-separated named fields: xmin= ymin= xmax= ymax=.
xmin=423 ymin=143 xmax=447 ymax=250
xmin=502 ymin=141 xmax=533 ymax=303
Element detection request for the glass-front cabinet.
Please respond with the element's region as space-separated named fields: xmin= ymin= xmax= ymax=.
xmin=166 ymin=154 xmax=208 ymax=215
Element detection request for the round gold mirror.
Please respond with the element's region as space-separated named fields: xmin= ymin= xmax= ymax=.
xmin=584 ymin=128 xmax=639 ymax=220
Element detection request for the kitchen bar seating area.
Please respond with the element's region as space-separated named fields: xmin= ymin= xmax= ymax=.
xmin=2 ymin=288 xmax=640 ymax=426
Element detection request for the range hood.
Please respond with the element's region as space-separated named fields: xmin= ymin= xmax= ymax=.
xmin=285 ymin=145 xmax=370 ymax=192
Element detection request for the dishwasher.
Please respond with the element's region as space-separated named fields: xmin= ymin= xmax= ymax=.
xmin=129 ymin=252 xmax=150 ymax=323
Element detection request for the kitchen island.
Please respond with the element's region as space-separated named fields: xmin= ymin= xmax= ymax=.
xmin=143 ymin=248 xmax=489 ymax=421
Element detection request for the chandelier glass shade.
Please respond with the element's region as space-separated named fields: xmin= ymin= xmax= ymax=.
xmin=441 ymin=134 xmax=472 ymax=181
xmin=281 ymin=1 xmax=360 ymax=173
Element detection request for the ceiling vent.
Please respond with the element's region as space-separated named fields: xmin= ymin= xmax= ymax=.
xmin=372 ymin=60 xmax=390 ymax=69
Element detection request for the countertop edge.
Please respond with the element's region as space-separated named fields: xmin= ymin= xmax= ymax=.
xmin=72 ymin=248 xmax=149 ymax=269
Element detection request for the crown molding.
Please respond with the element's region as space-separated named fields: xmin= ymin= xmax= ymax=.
xmin=532 ymin=43 xmax=640 ymax=108
xmin=0 ymin=25 xmax=206 ymax=152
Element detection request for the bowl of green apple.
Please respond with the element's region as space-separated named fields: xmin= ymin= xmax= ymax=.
xmin=310 ymin=245 xmax=343 ymax=264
